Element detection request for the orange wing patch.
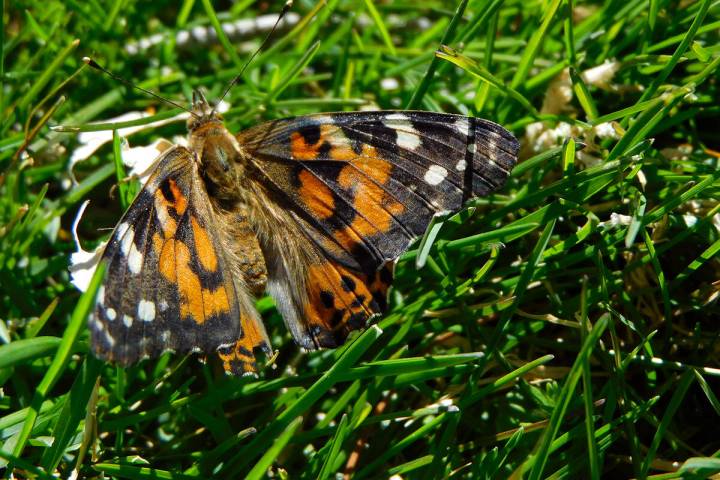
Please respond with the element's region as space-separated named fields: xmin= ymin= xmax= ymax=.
xmin=298 ymin=170 xmax=335 ymax=220
xmin=302 ymin=260 xmax=392 ymax=347
xmin=291 ymin=130 xmax=323 ymax=160
xmin=334 ymin=149 xmax=405 ymax=251
xmin=152 ymin=186 xmax=232 ymax=326
xmin=217 ymin=313 xmax=271 ymax=375
xmin=191 ymin=217 xmax=218 ymax=272
xmin=158 ymin=238 xmax=231 ymax=325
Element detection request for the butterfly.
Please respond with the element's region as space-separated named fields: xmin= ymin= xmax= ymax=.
xmin=87 ymin=90 xmax=519 ymax=375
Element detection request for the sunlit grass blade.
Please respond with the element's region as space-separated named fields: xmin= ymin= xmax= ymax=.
xmin=246 ymin=416 xmax=303 ymax=480
xmin=510 ymin=0 xmax=562 ymax=90
xmin=406 ymin=0 xmax=469 ymax=109
xmin=436 ymin=45 xmax=539 ymax=116
xmin=0 ymin=336 xmax=62 ymax=369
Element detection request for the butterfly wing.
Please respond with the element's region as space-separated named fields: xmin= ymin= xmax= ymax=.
xmin=238 ymin=111 xmax=518 ymax=348
xmin=89 ymin=145 xmax=270 ymax=374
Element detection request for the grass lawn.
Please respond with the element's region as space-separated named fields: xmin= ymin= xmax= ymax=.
xmin=1 ymin=0 xmax=719 ymax=478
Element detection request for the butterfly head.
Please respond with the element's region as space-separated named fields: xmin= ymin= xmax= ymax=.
xmin=187 ymin=90 xmax=224 ymax=131
xmin=186 ymin=90 xmax=243 ymax=197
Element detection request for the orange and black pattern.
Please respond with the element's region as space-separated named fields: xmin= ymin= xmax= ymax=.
xmin=88 ymin=146 xmax=270 ymax=373
xmin=88 ymin=102 xmax=517 ymax=374
xmin=239 ymin=111 xmax=517 ymax=350
xmin=240 ymin=111 xmax=517 ymax=273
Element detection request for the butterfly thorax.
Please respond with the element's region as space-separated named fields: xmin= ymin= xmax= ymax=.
xmin=186 ymin=118 xmax=238 ymax=200
xmin=183 ymin=94 xmax=269 ymax=295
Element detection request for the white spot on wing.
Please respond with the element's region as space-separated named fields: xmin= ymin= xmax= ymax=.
xmin=467 ymin=143 xmax=477 ymax=154
xmin=127 ymin=242 xmax=143 ymax=275
xmin=455 ymin=118 xmax=470 ymax=138
xmin=488 ymin=138 xmax=497 ymax=153
xmin=123 ymin=314 xmax=133 ymax=328
xmin=161 ymin=330 xmax=171 ymax=342
xmin=106 ymin=308 xmax=117 ymax=321
xmin=424 ymin=165 xmax=448 ymax=186
xmin=138 ymin=300 xmax=156 ymax=322
xmin=312 ymin=114 xmax=336 ymax=125
xmin=97 ymin=285 xmax=105 ymax=304
xmin=159 ymin=300 xmax=169 ymax=312
xmin=396 ymin=129 xmax=421 ymax=151
xmin=120 ymin=224 xmax=134 ymax=256
xmin=104 ymin=330 xmax=116 ymax=347
xmin=384 ymin=113 xmax=421 ymax=150
xmin=385 ymin=113 xmax=408 ymax=121
xmin=455 ymin=159 xmax=467 ymax=172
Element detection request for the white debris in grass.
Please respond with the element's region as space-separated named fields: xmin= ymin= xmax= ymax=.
xmin=380 ymin=77 xmax=400 ymax=91
xmin=125 ymin=13 xmax=301 ymax=55
xmin=593 ymin=122 xmax=621 ymax=140
xmin=68 ymin=200 xmax=105 ymax=292
xmin=524 ymin=61 xmax=623 ymax=159
xmin=581 ymin=60 xmax=621 ymax=90
xmin=599 ymin=213 xmax=633 ymax=229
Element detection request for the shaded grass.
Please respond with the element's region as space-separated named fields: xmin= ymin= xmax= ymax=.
xmin=1 ymin=0 xmax=719 ymax=478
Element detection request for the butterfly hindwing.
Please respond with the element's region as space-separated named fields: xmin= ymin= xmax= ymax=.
xmin=300 ymin=260 xmax=393 ymax=348
xmin=89 ymin=146 xmax=269 ymax=373
xmin=239 ymin=110 xmax=518 ymax=348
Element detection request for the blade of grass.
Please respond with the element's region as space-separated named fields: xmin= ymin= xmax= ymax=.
xmin=223 ymin=325 xmax=382 ymax=474
xmin=363 ymin=0 xmax=396 ymax=56
xmin=415 ymin=212 xmax=449 ymax=269
xmin=569 ymin=68 xmax=598 ymax=121
xmin=355 ymin=411 xmax=456 ymax=479
xmin=200 ymin=0 xmax=243 ymax=68
xmin=15 ymin=38 xmax=79 ymax=112
xmin=693 ymin=371 xmax=720 ymax=417
xmin=40 ymin=357 xmax=102 ymax=471
xmin=0 ymin=336 xmax=62 ymax=369
xmin=9 ymin=262 xmax=105 ymax=463
xmin=670 ymin=237 xmax=720 ymax=290
xmin=580 ymin=278 xmax=601 ymax=480
xmin=436 ymin=46 xmax=539 ymax=116
xmin=317 ymin=414 xmax=349 ymax=480
xmin=462 ymin=354 xmax=555 ymax=407
xmin=246 ymin=416 xmax=303 ymax=480
xmin=481 ymin=220 xmax=556 ymax=372
xmin=510 ymin=0 xmax=562 ymax=90
xmin=93 ymin=463 xmax=199 ymax=479
xmin=639 ymin=370 xmax=695 ymax=478
xmin=406 ymin=0 xmax=469 ymax=109
xmin=636 ymin=0 xmax=711 ymax=103
xmin=266 ymin=41 xmax=321 ymax=103
xmin=525 ymin=313 xmax=610 ymax=480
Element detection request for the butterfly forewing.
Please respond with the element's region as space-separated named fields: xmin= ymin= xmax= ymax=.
xmin=89 ymin=146 xmax=269 ymax=373
xmin=237 ymin=110 xmax=518 ymax=349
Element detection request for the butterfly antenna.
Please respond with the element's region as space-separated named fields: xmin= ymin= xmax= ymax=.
xmin=82 ymin=57 xmax=200 ymax=118
xmin=211 ymin=0 xmax=294 ymax=114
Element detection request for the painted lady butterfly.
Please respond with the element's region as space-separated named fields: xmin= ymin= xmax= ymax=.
xmin=87 ymin=88 xmax=519 ymax=375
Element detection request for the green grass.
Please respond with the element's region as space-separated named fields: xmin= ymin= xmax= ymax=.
xmin=1 ymin=0 xmax=719 ymax=478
